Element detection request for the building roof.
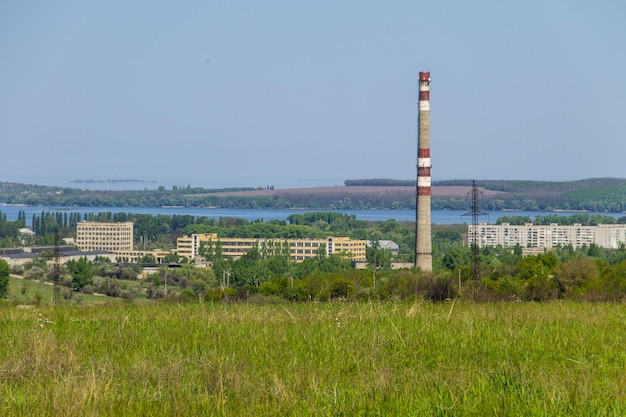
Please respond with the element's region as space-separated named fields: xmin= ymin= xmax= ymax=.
xmin=366 ymin=240 xmax=399 ymax=251
xmin=0 ymin=249 xmax=111 ymax=260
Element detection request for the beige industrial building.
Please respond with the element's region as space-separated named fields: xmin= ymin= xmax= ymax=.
xmin=76 ymin=221 xmax=134 ymax=252
xmin=75 ymin=221 xmax=170 ymax=263
xmin=74 ymin=222 xmax=366 ymax=264
xmin=177 ymin=233 xmax=366 ymax=262
xmin=469 ymin=223 xmax=626 ymax=250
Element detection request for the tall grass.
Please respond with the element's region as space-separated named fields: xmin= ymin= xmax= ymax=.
xmin=1 ymin=301 xmax=625 ymax=416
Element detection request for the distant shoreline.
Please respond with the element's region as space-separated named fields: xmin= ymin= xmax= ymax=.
xmin=71 ymin=179 xmax=157 ymax=184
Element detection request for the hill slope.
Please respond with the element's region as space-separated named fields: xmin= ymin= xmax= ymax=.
xmin=1 ymin=178 xmax=626 ymax=211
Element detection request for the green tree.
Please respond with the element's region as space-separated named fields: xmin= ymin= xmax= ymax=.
xmin=137 ymin=254 xmax=157 ymax=264
xmin=0 ymin=259 xmax=9 ymax=297
xmin=366 ymin=243 xmax=393 ymax=270
xmin=553 ymin=257 xmax=598 ymax=296
xmin=164 ymin=253 xmax=180 ymax=263
xmin=189 ymin=267 xmax=217 ymax=297
xmin=515 ymin=253 xmax=559 ymax=300
xmin=442 ymin=246 xmax=472 ymax=271
xmin=67 ymin=258 xmax=94 ymax=292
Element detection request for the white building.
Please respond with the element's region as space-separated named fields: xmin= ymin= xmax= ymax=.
xmin=468 ymin=223 xmax=626 ymax=250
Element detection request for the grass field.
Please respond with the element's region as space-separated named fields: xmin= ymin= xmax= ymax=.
xmin=1 ymin=300 xmax=625 ymax=416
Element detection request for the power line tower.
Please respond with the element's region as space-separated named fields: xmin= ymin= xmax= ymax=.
xmin=463 ymin=180 xmax=487 ymax=280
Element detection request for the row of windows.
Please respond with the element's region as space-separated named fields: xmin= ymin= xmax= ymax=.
xmin=78 ymin=232 xmax=131 ymax=235
xmin=77 ymin=237 xmax=132 ymax=242
xmin=81 ymin=246 xmax=133 ymax=252
xmin=76 ymin=227 xmax=133 ymax=233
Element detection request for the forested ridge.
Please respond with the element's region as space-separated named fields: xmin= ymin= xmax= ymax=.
xmin=2 ymin=178 xmax=626 ymax=211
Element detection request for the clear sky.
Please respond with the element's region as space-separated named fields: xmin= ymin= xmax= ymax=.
xmin=1 ymin=1 xmax=625 ymax=190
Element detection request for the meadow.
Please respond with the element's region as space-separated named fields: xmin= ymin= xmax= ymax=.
xmin=1 ymin=300 xmax=625 ymax=416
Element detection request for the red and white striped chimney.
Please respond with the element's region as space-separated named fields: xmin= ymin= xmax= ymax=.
xmin=415 ymin=71 xmax=433 ymax=271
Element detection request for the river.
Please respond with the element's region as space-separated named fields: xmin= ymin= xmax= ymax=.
xmin=1 ymin=205 xmax=624 ymax=225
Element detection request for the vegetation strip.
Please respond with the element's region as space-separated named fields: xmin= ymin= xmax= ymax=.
xmin=1 ymin=302 xmax=625 ymax=416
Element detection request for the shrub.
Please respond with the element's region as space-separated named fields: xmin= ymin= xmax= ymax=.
xmin=178 ymin=289 xmax=197 ymax=303
xmin=205 ymin=287 xmax=237 ymax=302
xmin=417 ymin=273 xmax=458 ymax=301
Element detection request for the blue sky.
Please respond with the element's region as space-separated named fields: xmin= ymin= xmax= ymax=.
xmin=1 ymin=1 xmax=625 ymax=189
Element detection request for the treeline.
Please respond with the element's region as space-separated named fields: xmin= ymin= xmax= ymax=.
xmin=496 ymin=214 xmax=626 ymax=226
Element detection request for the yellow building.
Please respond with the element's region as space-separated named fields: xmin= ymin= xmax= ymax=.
xmin=76 ymin=221 xmax=134 ymax=252
xmin=176 ymin=233 xmax=218 ymax=259
xmin=176 ymin=233 xmax=366 ymax=262
xmin=114 ymin=249 xmax=172 ymax=264
xmin=328 ymin=236 xmax=367 ymax=261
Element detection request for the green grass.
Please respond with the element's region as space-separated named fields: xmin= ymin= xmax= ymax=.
xmin=1 ymin=301 xmax=625 ymax=416
xmin=6 ymin=276 xmax=178 ymax=306
xmin=6 ymin=276 xmax=124 ymax=305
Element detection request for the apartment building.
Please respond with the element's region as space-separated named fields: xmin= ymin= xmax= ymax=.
xmin=469 ymin=223 xmax=626 ymax=250
xmin=176 ymin=233 xmax=367 ymax=262
xmin=76 ymin=221 xmax=134 ymax=252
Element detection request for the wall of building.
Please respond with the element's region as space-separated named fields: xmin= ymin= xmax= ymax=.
xmin=176 ymin=233 xmax=367 ymax=262
xmin=76 ymin=221 xmax=134 ymax=252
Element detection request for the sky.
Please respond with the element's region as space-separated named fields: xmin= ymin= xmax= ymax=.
xmin=1 ymin=1 xmax=625 ymax=190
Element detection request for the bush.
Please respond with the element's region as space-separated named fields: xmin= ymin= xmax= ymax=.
xmin=205 ymin=287 xmax=237 ymax=302
xmin=81 ymin=285 xmax=95 ymax=295
xmin=120 ymin=288 xmax=138 ymax=301
xmin=247 ymin=293 xmax=284 ymax=304
xmin=24 ymin=267 xmax=46 ymax=281
xmin=146 ymin=285 xmax=165 ymax=299
xmin=417 ymin=274 xmax=458 ymax=301
xmin=11 ymin=265 xmax=24 ymax=276
xmin=377 ymin=270 xmax=419 ymax=300
xmin=178 ymin=289 xmax=197 ymax=303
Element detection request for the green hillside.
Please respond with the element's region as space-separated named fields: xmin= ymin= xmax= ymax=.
xmin=2 ymin=178 xmax=626 ymax=211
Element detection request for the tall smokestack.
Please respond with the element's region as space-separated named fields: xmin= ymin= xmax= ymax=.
xmin=415 ymin=71 xmax=433 ymax=271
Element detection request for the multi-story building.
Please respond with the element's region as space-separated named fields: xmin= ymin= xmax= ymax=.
xmin=176 ymin=233 xmax=218 ymax=259
xmin=76 ymin=221 xmax=175 ymax=263
xmin=469 ymin=223 xmax=626 ymax=250
xmin=176 ymin=233 xmax=367 ymax=262
xmin=327 ymin=236 xmax=367 ymax=261
xmin=76 ymin=221 xmax=134 ymax=252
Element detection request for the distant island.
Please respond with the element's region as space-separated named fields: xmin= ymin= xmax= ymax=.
xmin=71 ymin=179 xmax=157 ymax=184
